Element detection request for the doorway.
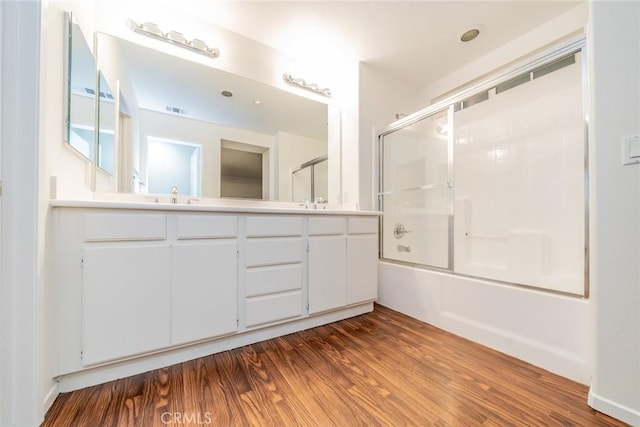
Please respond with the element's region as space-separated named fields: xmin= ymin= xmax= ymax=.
xmin=220 ymin=140 xmax=269 ymax=199
xmin=146 ymin=137 xmax=201 ymax=197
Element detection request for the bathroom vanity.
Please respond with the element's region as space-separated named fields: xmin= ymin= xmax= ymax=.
xmin=51 ymin=200 xmax=379 ymax=391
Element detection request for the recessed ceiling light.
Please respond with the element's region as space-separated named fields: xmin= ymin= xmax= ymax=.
xmin=461 ymin=28 xmax=480 ymax=42
xmin=254 ymin=100 xmax=261 ymax=105
xmin=221 ymin=90 xmax=233 ymax=97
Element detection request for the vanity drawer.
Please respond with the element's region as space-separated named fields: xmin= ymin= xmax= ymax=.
xmin=347 ymin=217 xmax=379 ymax=235
xmin=84 ymin=213 xmax=166 ymax=241
xmin=176 ymin=215 xmax=237 ymax=239
xmin=246 ymin=238 xmax=303 ymax=267
xmin=246 ymin=264 xmax=302 ymax=297
xmin=245 ymin=291 xmax=303 ymax=327
xmin=308 ymin=217 xmax=345 ymax=236
xmin=246 ymin=216 xmax=302 ymax=237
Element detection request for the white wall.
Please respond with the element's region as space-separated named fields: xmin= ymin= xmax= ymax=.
xmin=587 ymin=1 xmax=640 ymax=425
xmin=376 ymin=2 xmax=592 ymax=386
xmin=1 ymin=2 xmax=46 ymax=426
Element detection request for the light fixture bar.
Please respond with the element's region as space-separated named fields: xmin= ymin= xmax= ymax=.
xmin=127 ymin=19 xmax=219 ymax=59
xmin=283 ymin=73 xmax=331 ymax=97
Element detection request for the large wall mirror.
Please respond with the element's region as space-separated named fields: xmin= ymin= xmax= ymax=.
xmin=65 ymin=12 xmax=96 ymax=162
xmin=95 ymin=32 xmax=332 ymax=202
xmin=65 ymin=12 xmax=117 ymax=178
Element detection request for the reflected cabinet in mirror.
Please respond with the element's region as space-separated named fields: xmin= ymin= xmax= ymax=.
xmin=96 ymin=32 xmax=332 ymax=201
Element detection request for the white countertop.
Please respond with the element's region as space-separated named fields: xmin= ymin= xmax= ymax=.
xmin=50 ymin=199 xmax=382 ymax=216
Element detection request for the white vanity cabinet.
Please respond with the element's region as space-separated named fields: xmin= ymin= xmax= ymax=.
xmin=346 ymin=217 xmax=379 ymax=304
xmin=80 ymin=213 xmax=172 ymax=366
xmin=308 ymin=217 xmax=347 ymax=314
xmin=54 ymin=209 xmax=240 ymax=370
xmin=52 ymin=202 xmax=379 ymax=391
xmin=244 ymin=216 xmax=304 ymax=327
xmin=171 ymin=215 xmax=238 ymax=346
xmin=307 ymin=216 xmax=379 ymax=314
xmin=82 ymin=244 xmax=171 ymax=365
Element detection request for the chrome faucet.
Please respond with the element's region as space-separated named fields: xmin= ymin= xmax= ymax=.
xmin=298 ymin=199 xmax=310 ymax=209
xmin=313 ymin=196 xmax=328 ymax=210
xmin=170 ymin=186 xmax=178 ymax=204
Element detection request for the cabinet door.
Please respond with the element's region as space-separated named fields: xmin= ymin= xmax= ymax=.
xmin=82 ymin=245 xmax=171 ymax=366
xmin=347 ymin=234 xmax=379 ymax=304
xmin=308 ymin=236 xmax=347 ymax=314
xmin=171 ymin=241 xmax=238 ymax=345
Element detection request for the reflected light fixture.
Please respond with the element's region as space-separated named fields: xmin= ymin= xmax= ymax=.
xmin=127 ymin=19 xmax=219 ymax=58
xmin=283 ymin=73 xmax=331 ymax=97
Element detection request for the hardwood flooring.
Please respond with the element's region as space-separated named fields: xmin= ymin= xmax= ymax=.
xmin=43 ymin=305 xmax=626 ymax=426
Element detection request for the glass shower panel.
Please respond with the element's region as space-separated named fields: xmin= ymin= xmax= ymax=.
xmin=380 ymin=109 xmax=451 ymax=268
xmin=313 ymin=159 xmax=328 ymax=201
xmin=382 ymin=110 xmax=449 ymax=192
xmin=292 ymin=166 xmax=312 ymax=202
xmin=381 ymin=188 xmax=449 ymax=268
xmin=453 ymin=51 xmax=585 ymax=294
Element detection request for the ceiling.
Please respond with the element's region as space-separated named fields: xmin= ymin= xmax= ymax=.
xmin=169 ymin=0 xmax=583 ymax=88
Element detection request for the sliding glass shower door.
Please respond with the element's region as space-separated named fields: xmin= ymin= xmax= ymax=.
xmin=379 ymin=108 xmax=452 ymax=269
xmin=378 ymin=41 xmax=588 ymax=296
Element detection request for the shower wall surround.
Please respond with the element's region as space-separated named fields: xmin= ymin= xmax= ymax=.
xmin=379 ymin=43 xmax=587 ymax=296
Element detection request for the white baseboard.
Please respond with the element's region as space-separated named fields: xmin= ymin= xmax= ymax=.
xmin=43 ymin=381 xmax=60 ymax=417
xmin=57 ymin=303 xmax=373 ymax=393
xmin=588 ymin=388 xmax=640 ymax=426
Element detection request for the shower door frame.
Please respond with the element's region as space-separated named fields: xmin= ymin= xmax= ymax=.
xmin=377 ymin=105 xmax=455 ymax=272
xmin=376 ymin=36 xmax=590 ymax=298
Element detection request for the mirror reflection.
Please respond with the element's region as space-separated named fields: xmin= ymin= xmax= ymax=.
xmin=96 ymin=33 xmax=330 ymax=201
xmin=66 ymin=13 xmax=96 ymax=161
xmin=97 ymin=72 xmax=115 ymax=175
xmin=65 ymin=14 xmax=117 ymax=177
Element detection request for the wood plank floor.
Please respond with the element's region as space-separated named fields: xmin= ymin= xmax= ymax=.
xmin=43 ymin=305 xmax=626 ymax=426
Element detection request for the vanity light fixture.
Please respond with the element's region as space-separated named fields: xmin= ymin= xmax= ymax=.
xmin=283 ymin=73 xmax=331 ymax=97
xmin=127 ymin=19 xmax=220 ymax=59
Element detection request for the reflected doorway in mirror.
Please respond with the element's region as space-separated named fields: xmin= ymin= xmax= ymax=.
xmin=146 ymin=137 xmax=202 ymax=197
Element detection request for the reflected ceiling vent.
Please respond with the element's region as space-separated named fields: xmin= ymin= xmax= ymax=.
xmin=78 ymin=87 xmax=95 ymax=96
xmin=165 ymin=105 xmax=186 ymax=115
xmin=72 ymin=86 xmax=113 ymax=100
xmin=99 ymin=91 xmax=114 ymax=100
